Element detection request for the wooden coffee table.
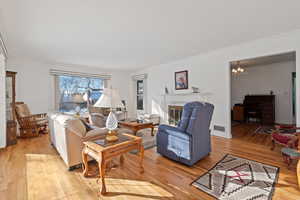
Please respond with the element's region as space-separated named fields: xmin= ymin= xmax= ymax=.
xmin=82 ymin=133 xmax=144 ymax=194
xmin=119 ymin=121 xmax=155 ymax=136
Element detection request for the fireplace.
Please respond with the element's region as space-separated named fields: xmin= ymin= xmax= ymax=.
xmin=168 ymin=105 xmax=183 ymax=126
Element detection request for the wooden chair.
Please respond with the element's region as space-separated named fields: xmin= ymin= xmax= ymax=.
xmin=14 ymin=102 xmax=48 ymax=138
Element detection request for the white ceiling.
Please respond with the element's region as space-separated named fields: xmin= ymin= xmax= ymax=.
xmin=1 ymin=0 xmax=300 ymax=70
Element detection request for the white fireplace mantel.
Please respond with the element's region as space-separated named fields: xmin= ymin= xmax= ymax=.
xmin=162 ymin=91 xmax=212 ymax=105
xmin=158 ymin=92 xmax=213 ymax=123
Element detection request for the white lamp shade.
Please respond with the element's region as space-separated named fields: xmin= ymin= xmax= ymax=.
xmin=94 ymin=88 xmax=124 ymax=108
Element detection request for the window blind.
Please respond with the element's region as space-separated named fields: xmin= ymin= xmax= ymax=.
xmin=50 ymin=69 xmax=112 ymax=80
xmin=132 ymin=73 xmax=148 ymax=80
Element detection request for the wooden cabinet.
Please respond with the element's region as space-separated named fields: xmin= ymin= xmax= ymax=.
xmin=6 ymin=71 xmax=17 ymax=146
xmin=233 ymin=105 xmax=244 ymax=121
xmin=244 ymin=95 xmax=275 ymax=125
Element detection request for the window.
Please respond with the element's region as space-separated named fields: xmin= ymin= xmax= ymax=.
xmin=136 ymin=80 xmax=144 ymax=110
xmin=57 ymin=75 xmax=104 ymax=113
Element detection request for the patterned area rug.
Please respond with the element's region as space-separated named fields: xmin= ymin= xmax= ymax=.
xmin=135 ymin=128 xmax=157 ymax=150
xmin=119 ymin=128 xmax=157 ymax=153
xmin=192 ymin=154 xmax=279 ymax=200
xmin=255 ymin=126 xmax=298 ymax=135
xmin=254 ymin=126 xmax=275 ymax=134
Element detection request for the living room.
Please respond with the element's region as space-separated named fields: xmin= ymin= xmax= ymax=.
xmin=1 ymin=1 xmax=300 ymax=199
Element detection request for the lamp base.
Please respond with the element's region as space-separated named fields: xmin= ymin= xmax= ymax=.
xmin=106 ymin=130 xmax=118 ymax=142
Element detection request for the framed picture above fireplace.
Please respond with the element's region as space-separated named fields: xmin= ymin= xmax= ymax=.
xmin=175 ymin=70 xmax=188 ymax=90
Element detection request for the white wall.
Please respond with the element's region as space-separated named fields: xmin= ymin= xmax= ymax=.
xmin=132 ymin=29 xmax=300 ymax=138
xmin=6 ymin=58 xmax=133 ymax=117
xmin=231 ymin=61 xmax=296 ymax=124
xmin=0 ymin=54 xmax=6 ymax=148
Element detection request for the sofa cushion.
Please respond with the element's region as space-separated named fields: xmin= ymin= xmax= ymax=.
xmin=80 ymin=119 xmax=94 ymax=131
xmin=84 ymin=128 xmax=108 ymax=140
xmin=48 ymin=112 xmax=75 ymax=126
xmin=89 ymin=113 xmax=106 ymax=128
xmin=66 ymin=119 xmax=87 ymax=137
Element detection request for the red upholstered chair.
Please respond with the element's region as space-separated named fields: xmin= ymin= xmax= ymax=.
xmin=270 ymin=133 xmax=298 ymax=150
xmin=270 ymin=124 xmax=299 ymax=151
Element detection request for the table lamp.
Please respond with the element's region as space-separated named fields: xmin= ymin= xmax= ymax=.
xmin=94 ymin=88 xmax=124 ymax=142
xmin=72 ymin=93 xmax=85 ymax=117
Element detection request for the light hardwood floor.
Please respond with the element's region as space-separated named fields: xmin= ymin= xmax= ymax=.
xmin=0 ymin=124 xmax=300 ymax=200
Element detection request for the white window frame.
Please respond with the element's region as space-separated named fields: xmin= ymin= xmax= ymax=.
xmin=132 ymin=74 xmax=147 ymax=114
xmin=51 ymin=69 xmax=110 ymax=112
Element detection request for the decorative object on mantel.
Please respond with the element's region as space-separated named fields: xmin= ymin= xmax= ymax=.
xmin=94 ymin=88 xmax=124 ymax=142
xmin=162 ymin=91 xmax=213 ymax=105
xmin=164 ymin=86 xmax=169 ymax=94
xmin=192 ymin=154 xmax=279 ymax=200
xmin=191 ymin=86 xmax=199 ymax=93
xmin=175 ymin=70 xmax=188 ymax=90
xmin=231 ymin=61 xmax=245 ymax=74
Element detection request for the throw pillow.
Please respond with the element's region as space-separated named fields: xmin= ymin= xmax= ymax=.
xmin=80 ymin=119 xmax=94 ymax=132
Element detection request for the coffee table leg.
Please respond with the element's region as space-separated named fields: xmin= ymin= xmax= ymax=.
xmin=120 ymin=154 xmax=125 ymax=166
xmin=139 ymin=145 xmax=144 ymax=173
xmin=82 ymin=148 xmax=88 ymax=177
xmin=99 ymin=156 xmax=106 ymax=194
xmin=151 ymin=126 xmax=154 ymax=136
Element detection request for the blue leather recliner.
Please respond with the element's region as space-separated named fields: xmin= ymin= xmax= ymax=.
xmin=156 ymin=101 xmax=214 ymax=166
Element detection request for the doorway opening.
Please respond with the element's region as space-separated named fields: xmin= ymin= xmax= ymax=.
xmin=230 ymin=52 xmax=296 ymax=140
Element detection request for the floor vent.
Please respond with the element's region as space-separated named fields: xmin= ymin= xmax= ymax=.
xmin=214 ymin=125 xmax=225 ymax=132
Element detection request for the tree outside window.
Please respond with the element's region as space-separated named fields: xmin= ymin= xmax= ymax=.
xmin=58 ymin=75 xmax=103 ymax=113
xmin=137 ymin=80 xmax=144 ymax=110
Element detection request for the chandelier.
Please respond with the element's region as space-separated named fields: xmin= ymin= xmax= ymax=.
xmin=232 ymin=61 xmax=245 ymax=74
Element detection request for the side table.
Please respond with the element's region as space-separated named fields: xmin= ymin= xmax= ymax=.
xmin=82 ymin=133 xmax=144 ymax=194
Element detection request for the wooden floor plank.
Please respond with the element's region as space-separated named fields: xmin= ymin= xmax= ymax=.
xmin=0 ymin=124 xmax=299 ymax=199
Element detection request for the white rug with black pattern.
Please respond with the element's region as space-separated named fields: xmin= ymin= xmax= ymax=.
xmin=192 ymin=154 xmax=279 ymax=200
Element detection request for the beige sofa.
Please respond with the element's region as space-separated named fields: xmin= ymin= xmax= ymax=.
xmin=48 ymin=113 xmax=108 ymax=170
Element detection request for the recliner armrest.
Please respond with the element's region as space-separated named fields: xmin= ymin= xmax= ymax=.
xmin=158 ymin=124 xmax=184 ymax=134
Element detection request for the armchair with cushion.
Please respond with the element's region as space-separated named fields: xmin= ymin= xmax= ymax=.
xmin=138 ymin=113 xmax=160 ymax=125
xmin=156 ymin=101 xmax=214 ymax=166
xmin=15 ymin=102 xmax=48 ymax=137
